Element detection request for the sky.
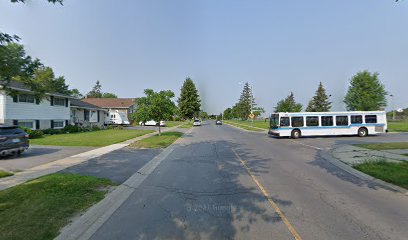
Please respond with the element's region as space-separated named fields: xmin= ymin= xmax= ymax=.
xmin=1 ymin=0 xmax=407 ymax=114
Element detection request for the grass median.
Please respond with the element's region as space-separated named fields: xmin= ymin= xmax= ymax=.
xmin=0 ymin=170 xmax=13 ymax=178
xmin=31 ymin=129 xmax=154 ymax=147
xmin=354 ymin=161 xmax=408 ymax=189
xmin=356 ymin=142 xmax=408 ymax=150
xmin=178 ymin=121 xmax=193 ymax=129
xmin=0 ymin=173 xmax=115 ymax=240
xmin=129 ymin=131 xmax=183 ymax=149
xmin=388 ymin=121 xmax=408 ymax=132
xmin=224 ymin=120 xmax=265 ymax=132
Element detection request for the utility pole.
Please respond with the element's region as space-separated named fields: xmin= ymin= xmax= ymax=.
xmin=390 ymin=94 xmax=396 ymax=120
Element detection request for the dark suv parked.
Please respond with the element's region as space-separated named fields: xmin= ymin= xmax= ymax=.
xmin=0 ymin=126 xmax=29 ymax=157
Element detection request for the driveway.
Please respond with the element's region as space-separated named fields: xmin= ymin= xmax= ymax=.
xmin=0 ymin=145 xmax=95 ymax=172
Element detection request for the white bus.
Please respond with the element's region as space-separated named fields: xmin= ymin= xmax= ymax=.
xmin=268 ymin=111 xmax=387 ymax=138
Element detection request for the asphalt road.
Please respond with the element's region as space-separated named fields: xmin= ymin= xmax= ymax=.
xmin=90 ymin=121 xmax=408 ymax=240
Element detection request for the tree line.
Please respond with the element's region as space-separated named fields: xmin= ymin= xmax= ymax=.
xmin=274 ymin=70 xmax=388 ymax=113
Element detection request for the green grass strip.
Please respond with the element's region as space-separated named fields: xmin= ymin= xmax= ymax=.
xmin=31 ymin=129 xmax=153 ymax=147
xmin=129 ymin=131 xmax=183 ymax=149
xmin=356 ymin=142 xmax=408 ymax=150
xmin=0 ymin=173 xmax=115 ymax=240
xmin=354 ymin=161 xmax=408 ymax=189
xmin=0 ymin=170 xmax=13 ymax=178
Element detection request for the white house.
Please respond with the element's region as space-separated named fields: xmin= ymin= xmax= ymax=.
xmin=0 ymin=81 xmax=72 ymax=130
xmin=70 ymin=99 xmax=106 ymax=127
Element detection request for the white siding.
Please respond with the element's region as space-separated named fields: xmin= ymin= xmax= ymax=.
xmin=0 ymin=93 xmax=5 ymax=124
xmin=4 ymin=94 xmax=70 ymax=120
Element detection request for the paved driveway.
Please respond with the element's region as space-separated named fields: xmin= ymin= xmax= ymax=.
xmin=0 ymin=145 xmax=95 ymax=172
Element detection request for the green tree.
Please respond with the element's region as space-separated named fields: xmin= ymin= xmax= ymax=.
xmin=200 ymin=111 xmax=208 ymax=119
xmin=344 ymin=71 xmax=387 ymax=111
xmin=178 ymin=77 xmax=201 ymax=119
xmin=86 ymin=80 xmax=103 ymax=98
xmin=70 ymin=88 xmax=83 ymax=99
xmin=274 ymin=92 xmax=303 ymax=112
xmin=223 ymin=107 xmax=233 ymax=120
xmin=237 ymin=82 xmax=255 ymax=120
xmin=133 ymin=89 xmax=176 ymax=135
xmin=306 ymin=82 xmax=332 ymax=112
xmin=101 ymin=92 xmax=118 ymax=98
xmin=253 ymin=107 xmax=265 ymax=117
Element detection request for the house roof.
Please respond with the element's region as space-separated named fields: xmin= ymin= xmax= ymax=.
xmin=82 ymin=98 xmax=135 ymax=109
xmin=0 ymin=80 xmax=74 ymax=98
xmin=70 ymin=99 xmax=105 ymax=110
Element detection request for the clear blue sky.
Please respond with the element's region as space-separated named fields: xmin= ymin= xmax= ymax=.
xmin=1 ymin=0 xmax=407 ymax=114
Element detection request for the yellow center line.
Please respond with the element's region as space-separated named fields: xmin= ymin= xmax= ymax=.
xmin=232 ymin=148 xmax=302 ymax=240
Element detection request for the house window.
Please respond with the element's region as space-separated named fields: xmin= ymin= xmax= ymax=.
xmin=53 ymin=121 xmax=64 ymax=128
xmin=54 ymin=97 xmax=65 ymax=106
xmin=18 ymin=121 xmax=34 ymax=129
xmin=84 ymin=110 xmax=90 ymax=121
xmin=291 ymin=117 xmax=304 ymax=127
xmin=18 ymin=94 xmax=35 ymax=103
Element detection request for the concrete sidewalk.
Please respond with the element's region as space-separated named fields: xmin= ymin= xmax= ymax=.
xmin=332 ymin=145 xmax=408 ymax=165
xmin=0 ymin=126 xmax=182 ymax=191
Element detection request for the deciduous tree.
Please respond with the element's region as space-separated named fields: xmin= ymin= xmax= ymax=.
xmin=344 ymin=71 xmax=387 ymax=111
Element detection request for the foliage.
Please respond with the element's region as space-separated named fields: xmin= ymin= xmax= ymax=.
xmin=274 ymin=92 xmax=303 ymax=112
xmin=306 ymin=82 xmax=332 ymax=112
xmin=42 ymin=128 xmax=63 ymax=135
xmin=200 ymin=111 xmax=208 ymax=119
xmin=223 ymin=107 xmax=233 ymax=120
xmin=19 ymin=126 xmax=44 ymax=139
xmin=69 ymin=88 xmax=83 ymax=98
xmin=344 ymin=71 xmax=387 ymax=111
xmin=0 ymin=170 xmax=14 ymax=178
xmin=237 ymin=82 xmax=255 ymax=119
xmin=87 ymin=80 xmax=103 ymax=98
xmin=0 ymin=173 xmax=113 ymax=240
xmin=253 ymin=107 xmax=265 ymax=117
xmin=101 ymin=92 xmax=118 ymax=98
xmin=178 ymin=78 xmax=201 ymax=119
xmin=63 ymin=124 xmax=82 ymax=133
xmin=132 ymin=89 xmax=176 ymax=135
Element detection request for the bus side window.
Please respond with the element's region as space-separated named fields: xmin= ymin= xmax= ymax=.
xmin=336 ymin=116 xmax=349 ymax=126
xmin=306 ymin=116 xmax=319 ymax=126
xmin=365 ymin=115 xmax=377 ymax=123
xmin=280 ymin=117 xmax=290 ymax=127
xmin=291 ymin=117 xmax=304 ymax=127
xmin=321 ymin=116 xmax=333 ymax=126
xmin=351 ymin=115 xmax=362 ymax=124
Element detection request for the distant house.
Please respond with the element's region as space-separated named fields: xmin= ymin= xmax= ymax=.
xmin=0 ymin=81 xmax=72 ymax=130
xmin=82 ymin=98 xmax=137 ymax=118
xmin=70 ymin=99 xmax=106 ymax=127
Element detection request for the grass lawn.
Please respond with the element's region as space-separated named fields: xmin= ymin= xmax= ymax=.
xmin=224 ymin=120 xmax=265 ymax=132
xmin=388 ymin=121 xmax=408 ymax=132
xmin=31 ymin=129 xmax=153 ymax=147
xmin=178 ymin=121 xmax=193 ymax=129
xmin=354 ymin=161 xmax=408 ymax=189
xmin=164 ymin=121 xmax=183 ymax=127
xmin=226 ymin=119 xmax=270 ymax=130
xmin=356 ymin=142 xmax=408 ymax=150
xmin=129 ymin=131 xmax=183 ymax=149
xmin=0 ymin=173 xmax=115 ymax=240
xmin=0 ymin=170 xmax=13 ymax=178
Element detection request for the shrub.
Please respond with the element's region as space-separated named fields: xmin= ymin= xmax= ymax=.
xmin=43 ymin=128 xmax=63 ymax=135
xmin=63 ymin=125 xmax=81 ymax=133
xmin=19 ymin=126 xmax=32 ymax=135
xmin=91 ymin=125 xmax=101 ymax=131
xmin=29 ymin=130 xmax=44 ymax=139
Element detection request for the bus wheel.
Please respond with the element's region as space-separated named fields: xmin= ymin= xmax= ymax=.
xmin=291 ymin=129 xmax=301 ymax=139
xmin=358 ymin=127 xmax=368 ymax=137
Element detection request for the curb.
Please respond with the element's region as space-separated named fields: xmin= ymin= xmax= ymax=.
xmin=319 ymin=147 xmax=408 ymax=196
xmin=0 ymin=125 xmax=182 ymax=191
xmin=57 ymin=128 xmax=193 ymax=240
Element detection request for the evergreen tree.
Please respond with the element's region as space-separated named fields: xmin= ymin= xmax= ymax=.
xmin=178 ymin=77 xmax=201 ymax=119
xmin=237 ymin=82 xmax=255 ymax=119
xmin=306 ymin=82 xmax=332 ymax=112
xmin=274 ymin=92 xmax=303 ymax=112
xmin=344 ymin=71 xmax=387 ymax=111
xmin=86 ymin=80 xmax=103 ymax=98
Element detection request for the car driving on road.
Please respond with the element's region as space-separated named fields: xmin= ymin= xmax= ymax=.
xmin=193 ymin=119 xmax=201 ymax=126
xmin=216 ymin=120 xmax=222 ymax=125
xmin=0 ymin=126 xmax=29 ymax=157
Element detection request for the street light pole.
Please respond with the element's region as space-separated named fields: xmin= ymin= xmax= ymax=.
xmin=390 ymin=94 xmax=395 ymax=120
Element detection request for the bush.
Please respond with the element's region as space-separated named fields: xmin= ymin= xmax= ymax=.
xmin=29 ymin=130 xmax=44 ymax=139
xmin=91 ymin=125 xmax=101 ymax=131
xmin=63 ymin=125 xmax=81 ymax=133
xmin=43 ymin=129 xmax=63 ymax=135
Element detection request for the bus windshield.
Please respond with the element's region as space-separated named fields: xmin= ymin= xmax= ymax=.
xmin=270 ymin=114 xmax=279 ymax=129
